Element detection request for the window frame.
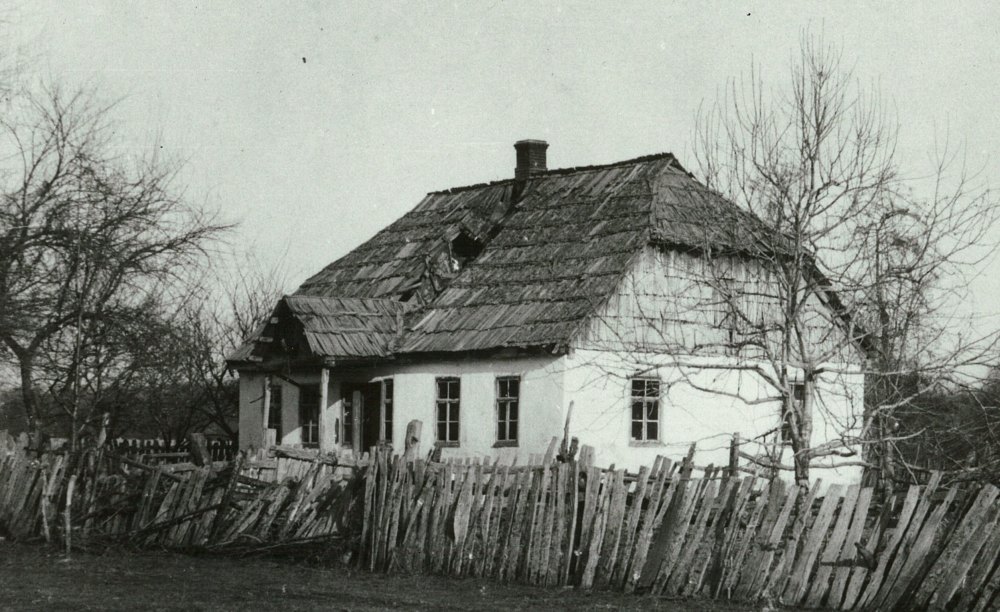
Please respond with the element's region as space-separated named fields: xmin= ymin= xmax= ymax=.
xmin=494 ymin=376 xmax=520 ymax=447
xmin=380 ymin=378 xmax=394 ymax=443
xmin=629 ymin=376 xmax=662 ymax=445
xmin=435 ymin=377 xmax=461 ymax=447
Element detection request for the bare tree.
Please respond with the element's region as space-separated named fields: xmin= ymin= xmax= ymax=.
xmin=689 ymin=33 xmax=1000 ymax=485
xmin=0 ymin=83 xmax=227 ymax=447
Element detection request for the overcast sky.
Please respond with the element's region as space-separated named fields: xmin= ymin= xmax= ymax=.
xmin=15 ymin=2 xmax=1000 ymax=318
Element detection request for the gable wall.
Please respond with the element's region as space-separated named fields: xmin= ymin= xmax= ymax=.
xmin=564 ymin=246 xmax=865 ymax=482
xmin=576 ymin=246 xmax=863 ymax=365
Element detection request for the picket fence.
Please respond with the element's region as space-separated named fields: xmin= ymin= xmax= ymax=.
xmin=3 ymin=431 xmax=1000 ymax=610
xmin=0 ymin=442 xmax=361 ymax=552
xmin=361 ymin=443 xmax=1000 ymax=611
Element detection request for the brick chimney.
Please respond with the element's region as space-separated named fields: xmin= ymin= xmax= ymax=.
xmin=514 ymin=139 xmax=548 ymax=181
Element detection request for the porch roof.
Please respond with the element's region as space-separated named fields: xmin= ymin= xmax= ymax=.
xmin=228 ymin=295 xmax=415 ymax=365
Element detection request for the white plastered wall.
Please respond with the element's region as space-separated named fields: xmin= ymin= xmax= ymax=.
xmin=562 ymin=348 xmax=864 ymax=484
xmin=237 ymin=355 xmax=567 ymax=462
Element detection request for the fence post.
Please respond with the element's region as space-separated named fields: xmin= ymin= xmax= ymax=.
xmin=187 ymin=432 xmax=211 ymax=466
xmin=728 ymin=433 xmax=740 ymax=479
xmin=403 ymin=420 xmax=422 ymax=462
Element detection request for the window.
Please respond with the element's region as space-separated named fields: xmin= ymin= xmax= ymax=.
xmin=781 ymin=383 xmax=806 ymax=445
xmin=268 ymin=383 xmax=283 ymax=443
xmin=496 ymin=377 xmax=519 ymax=445
xmin=630 ymin=378 xmax=660 ymax=442
xmin=381 ymin=379 xmax=394 ymax=442
xmin=435 ymin=377 xmax=460 ymax=446
xmin=299 ymin=384 xmax=320 ymax=448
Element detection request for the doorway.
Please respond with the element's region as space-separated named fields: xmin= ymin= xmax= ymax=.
xmin=341 ymin=382 xmax=382 ymax=453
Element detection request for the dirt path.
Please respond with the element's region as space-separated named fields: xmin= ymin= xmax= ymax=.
xmin=0 ymin=541 xmax=767 ymax=611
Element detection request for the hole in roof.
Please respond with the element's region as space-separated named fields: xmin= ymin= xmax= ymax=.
xmin=451 ymin=231 xmax=484 ymax=267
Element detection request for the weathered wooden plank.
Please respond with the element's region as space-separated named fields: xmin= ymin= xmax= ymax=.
xmin=918 ymin=484 xmax=1000 ymax=609
xmin=720 ymin=481 xmax=771 ymax=597
xmin=971 ymin=548 xmax=1000 ymax=612
xmin=783 ymin=483 xmax=844 ymax=605
xmin=880 ymin=486 xmax=959 ymax=610
xmin=733 ymin=479 xmax=788 ymax=600
xmin=668 ymin=479 xmax=720 ymax=596
xmin=855 ymin=483 xmax=924 ymax=609
xmin=574 ymin=465 xmax=603 ymax=584
xmin=683 ymin=477 xmax=737 ymax=598
xmin=580 ymin=477 xmax=613 ymax=589
xmin=461 ymin=460 xmax=494 ymax=576
xmin=804 ymin=484 xmax=860 ymax=608
xmin=651 ymin=478 xmax=705 ymax=594
xmin=762 ymin=479 xmax=820 ymax=599
xmin=840 ymin=522 xmax=881 ymax=610
xmin=612 ymin=465 xmax=650 ymax=588
xmin=710 ymin=476 xmax=756 ymax=596
xmin=488 ymin=464 xmax=516 ymax=578
xmin=522 ymin=464 xmax=549 ymax=583
xmin=500 ymin=469 xmax=534 ymax=582
xmin=624 ymin=465 xmax=677 ymax=593
xmin=383 ymin=462 xmax=412 ymax=570
xmin=951 ymin=503 xmax=1000 ymax=611
xmin=869 ymin=472 xmax=944 ymax=609
xmin=546 ymin=462 xmax=569 ymax=586
xmin=596 ymin=469 xmax=628 ymax=588
xmin=741 ymin=481 xmax=800 ymax=601
xmin=826 ymin=486 xmax=872 ymax=608
xmin=562 ymin=459 xmax=581 ymax=585
xmin=637 ymin=470 xmax=695 ymax=591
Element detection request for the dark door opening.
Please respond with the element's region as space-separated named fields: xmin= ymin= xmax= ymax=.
xmin=341 ymin=382 xmax=382 ymax=453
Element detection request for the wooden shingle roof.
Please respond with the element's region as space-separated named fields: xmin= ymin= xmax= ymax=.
xmin=231 ymin=152 xmax=782 ymax=364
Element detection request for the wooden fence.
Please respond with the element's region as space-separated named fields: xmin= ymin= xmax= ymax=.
xmin=4 ymin=430 xmax=1000 ymax=610
xmin=110 ymin=437 xmax=237 ymax=463
xmin=0 ymin=439 xmax=362 ymax=553
xmin=361 ymin=442 xmax=1000 ymax=611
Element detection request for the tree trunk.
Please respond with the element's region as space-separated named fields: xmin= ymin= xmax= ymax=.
xmin=17 ymin=353 xmax=42 ymax=447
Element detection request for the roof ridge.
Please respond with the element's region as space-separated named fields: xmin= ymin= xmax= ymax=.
xmin=428 ymin=152 xmax=680 ymax=195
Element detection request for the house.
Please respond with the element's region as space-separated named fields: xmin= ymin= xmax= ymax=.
xmin=228 ymin=140 xmax=865 ymax=481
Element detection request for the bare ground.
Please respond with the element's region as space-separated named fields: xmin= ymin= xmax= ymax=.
xmin=0 ymin=541 xmax=770 ymax=611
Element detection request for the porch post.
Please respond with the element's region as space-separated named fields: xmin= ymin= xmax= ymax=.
xmin=261 ymin=375 xmax=272 ymax=449
xmin=319 ymin=368 xmax=329 ymax=452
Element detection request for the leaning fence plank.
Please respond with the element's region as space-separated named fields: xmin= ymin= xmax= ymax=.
xmin=880 ymin=486 xmax=959 ymax=611
xmin=684 ymin=477 xmax=737 ymax=598
xmin=952 ymin=503 xmax=1000 ymax=611
xmin=917 ymin=484 xmax=1000 ymax=609
xmin=720 ymin=481 xmax=771 ymax=597
xmin=840 ymin=521 xmax=881 ymax=610
xmin=804 ymin=484 xmax=860 ymax=608
xmin=741 ymin=481 xmax=799 ymax=601
xmin=574 ymin=465 xmax=603 ymax=584
xmin=763 ymin=479 xmax=820 ymax=598
xmin=580 ymin=479 xmax=612 ymax=589
xmin=972 ymin=549 xmax=1000 ymax=612
xmin=855 ymin=483 xmax=923 ymax=609
xmin=783 ymin=483 xmax=844 ymax=605
xmin=669 ymin=478 xmax=721 ymax=596
xmin=596 ymin=469 xmax=628 ymax=588
xmin=652 ymin=477 xmax=704 ymax=594
xmin=612 ymin=465 xmax=650 ymax=588
xmin=826 ymin=486 xmax=872 ymax=609
xmin=734 ymin=479 xmax=788 ymax=600
xmin=869 ymin=472 xmax=943 ymax=609
xmin=625 ymin=466 xmax=677 ymax=593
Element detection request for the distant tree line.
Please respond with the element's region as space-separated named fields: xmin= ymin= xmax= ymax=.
xmin=0 ymin=78 xmax=283 ymax=449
